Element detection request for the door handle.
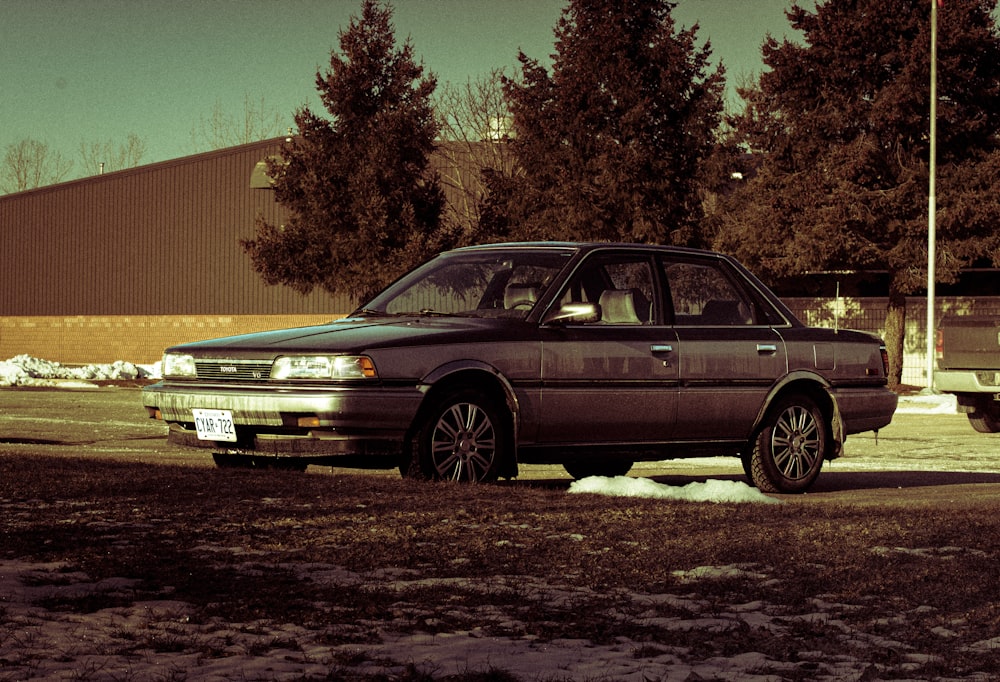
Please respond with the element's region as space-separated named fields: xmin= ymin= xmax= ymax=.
xmin=650 ymin=344 xmax=674 ymax=353
xmin=757 ymin=343 xmax=778 ymax=354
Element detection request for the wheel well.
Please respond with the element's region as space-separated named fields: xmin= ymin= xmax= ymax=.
xmin=755 ymin=380 xmax=838 ymax=455
xmin=405 ymin=369 xmax=518 ymax=469
xmin=421 ymin=369 xmax=513 ymax=414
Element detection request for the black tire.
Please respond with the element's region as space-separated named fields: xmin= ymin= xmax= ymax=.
xmin=414 ymin=389 xmax=509 ymax=482
xmin=563 ymin=459 xmax=633 ymax=480
xmin=748 ymin=394 xmax=827 ymax=494
xmin=968 ymin=409 xmax=1000 ymax=433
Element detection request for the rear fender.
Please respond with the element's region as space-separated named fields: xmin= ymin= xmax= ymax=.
xmin=751 ymin=371 xmax=844 ymax=460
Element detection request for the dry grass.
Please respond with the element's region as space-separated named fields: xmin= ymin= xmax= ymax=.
xmin=2 ymin=454 xmax=999 ymax=680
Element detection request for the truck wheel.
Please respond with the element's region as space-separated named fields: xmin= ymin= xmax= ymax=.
xmin=968 ymin=408 xmax=1000 ymax=433
xmin=414 ymin=389 xmax=509 ymax=482
xmin=748 ymin=394 xmax=826 ymax=494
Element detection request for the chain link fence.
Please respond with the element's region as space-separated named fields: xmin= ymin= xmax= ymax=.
xmin=784 ymin=297 xmax=1000 ymax=388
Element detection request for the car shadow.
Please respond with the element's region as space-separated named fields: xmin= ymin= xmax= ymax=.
xmin=782 ymin=469 xmax=1000 ymax=493
xmin=510 ymin=469 xmax=1000 ymax=494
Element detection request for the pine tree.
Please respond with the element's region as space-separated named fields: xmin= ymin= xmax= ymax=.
xmin=242 ymin=0 xmax=444 ymax=303
xmin=481 ymin=0 xmax=725 ymax=246
xmin=713 ymin=0 xmax=1000 ymax=386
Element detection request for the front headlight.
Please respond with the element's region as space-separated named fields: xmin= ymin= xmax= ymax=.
xmin=270 ymin=355 xmax=378 ymax=380
xmin=162 ymin=353 xmax=196 ymax=378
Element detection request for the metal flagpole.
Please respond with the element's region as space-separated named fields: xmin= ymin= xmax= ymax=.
xmin=926 ymin=0 xmax=938 ymax=392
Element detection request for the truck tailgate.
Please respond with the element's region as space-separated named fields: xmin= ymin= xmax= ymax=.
xmin=939 ymin=317 xmax=1000 ymax=370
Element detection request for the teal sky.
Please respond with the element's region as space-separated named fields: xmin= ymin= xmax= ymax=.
xmin=2 ymin=0 xmax=802 ymax=170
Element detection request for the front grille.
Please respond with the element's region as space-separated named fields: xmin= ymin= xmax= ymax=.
xmin=196 ymin=359 xmax=273 ymax=382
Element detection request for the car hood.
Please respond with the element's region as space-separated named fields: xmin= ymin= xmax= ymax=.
xmin=166 ymin=316 xmax=528 ymax=358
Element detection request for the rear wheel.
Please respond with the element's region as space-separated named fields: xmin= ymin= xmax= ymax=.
xmin=414 ymin=389 xmax=509 ymax=482
xmin=968 ymin=404 xmax=1000 ymax=433
xmin=748 ymin=394 xmax=827 ymax=494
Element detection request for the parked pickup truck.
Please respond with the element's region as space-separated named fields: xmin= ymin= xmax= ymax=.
xmin=934 ymin=315 xmax=1000 ymax=432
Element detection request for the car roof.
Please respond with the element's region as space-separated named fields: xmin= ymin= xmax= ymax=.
xmin=450 ymin=241 xmax=730 ymax=260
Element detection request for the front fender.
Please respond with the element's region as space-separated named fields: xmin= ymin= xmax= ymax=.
xmin=414 ymin=359 xmax=522 ymax=479
xmin=420 ymin=359 xmax=520 ymax=414
xmin=751 ymin=371 xmax=844 ymax=460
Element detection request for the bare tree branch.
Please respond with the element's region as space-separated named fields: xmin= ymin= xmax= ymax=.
xmin=434 ymin=69 xmax=517 ymax=241
xmin=191 ymin=93 xmax=288 ymax=151
xmin=1 ymin=139 xmax=74 ymax=194
xmin=79 ymin=133 xmax=148 ymax=176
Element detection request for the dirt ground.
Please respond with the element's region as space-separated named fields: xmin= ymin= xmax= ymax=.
xmin=2 ymin=385 xmax=999 ymax=506
xmin=4 ymin=386 xmax=1000 ymax=681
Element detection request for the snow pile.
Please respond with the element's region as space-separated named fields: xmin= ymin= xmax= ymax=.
xmin=896 ymin=391 xmax=958 ymax=414
xmin=0 ymin=354 xmax=160 ymax=387
xmin=569 ymin=475 xmax=781 ymax=504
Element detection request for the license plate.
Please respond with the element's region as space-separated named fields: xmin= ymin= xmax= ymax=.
xmin=193 ymin=409 xmax=237 ymax=442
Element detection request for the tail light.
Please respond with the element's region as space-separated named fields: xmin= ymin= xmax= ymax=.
xmin=880 ymin=345 xmax=890 ymax=377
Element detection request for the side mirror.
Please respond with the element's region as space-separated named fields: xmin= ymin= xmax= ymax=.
xmin=542 ymin=302 xmax=600 ymax=325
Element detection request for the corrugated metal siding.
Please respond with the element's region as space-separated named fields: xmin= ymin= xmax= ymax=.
xmin=0 ymin=139 xmax=348 ymax=316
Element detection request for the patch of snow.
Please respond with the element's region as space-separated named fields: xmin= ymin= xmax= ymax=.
xmin=671 ymin=563 xmax=769 ymax=583
xmin=0 ymin=354 xmax=160 ymax=387
xmin=896 ymin=392 xmax=958 ymax=414
xmin=1 ymin=556 xmax=986 ymax=681
xmin=568 ymin=475 xmax=780 ymax=504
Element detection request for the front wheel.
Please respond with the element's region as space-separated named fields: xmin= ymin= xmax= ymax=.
xmin=413 ymin=389 xmax=510 ymax=482
xmin=747 ymin=395 xmax=827 ymax=494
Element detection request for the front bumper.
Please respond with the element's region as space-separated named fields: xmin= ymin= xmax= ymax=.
xmin=142 ymin=381 xmax=426 ymax=459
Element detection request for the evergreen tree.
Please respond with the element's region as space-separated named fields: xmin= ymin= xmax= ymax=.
xmin=713 ymin=0 xmax=1000 ymax=386
xmin=481 ymin=0 xmax=725 ymax=245
xmin=242 ymin=0 xmax=444 ymax=303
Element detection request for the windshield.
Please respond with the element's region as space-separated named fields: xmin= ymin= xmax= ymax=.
xmin=361 ymin=247 xmax=575 ymax=319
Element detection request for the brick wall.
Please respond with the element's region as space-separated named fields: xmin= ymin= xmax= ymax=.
xmin=0 ymin=315 xmax=339 ymax=365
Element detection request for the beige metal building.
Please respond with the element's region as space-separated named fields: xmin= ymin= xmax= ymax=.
xmin=0 ymin=139 xmax=346 ymax=364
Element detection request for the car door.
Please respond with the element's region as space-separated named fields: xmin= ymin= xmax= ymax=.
xmin=536 ymin=253 xmax=679 ymax=444
xmin=665 ymin=258 xmax=787 ymax=441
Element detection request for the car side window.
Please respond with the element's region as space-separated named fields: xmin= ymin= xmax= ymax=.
xmin=559 ymin=256 xmax=656 ymax=325
xmin=666 ymin=261 xmax=754 ymax=326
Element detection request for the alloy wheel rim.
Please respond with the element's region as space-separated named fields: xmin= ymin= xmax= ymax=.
xmin=771 ymin=406 xmax=821 ymax=481
xmin=430 ymin=402 xmax=497 ymax=481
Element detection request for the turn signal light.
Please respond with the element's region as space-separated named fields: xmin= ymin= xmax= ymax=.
xmin=357 ymin=356 xmax=376 ymax=378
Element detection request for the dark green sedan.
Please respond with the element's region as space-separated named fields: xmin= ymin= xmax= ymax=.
xmin=142 ymin=242 xmax=897 ymax=493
